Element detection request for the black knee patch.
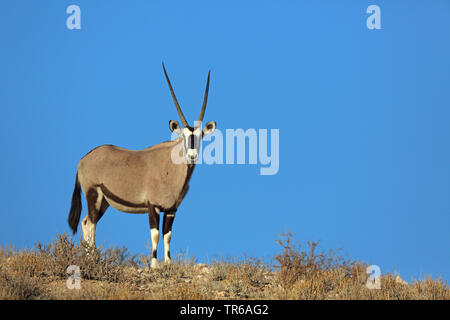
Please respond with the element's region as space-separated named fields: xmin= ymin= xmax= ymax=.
xmin=148 ymin=204 xmax=160 ymax=229
xmin=86 ymin=188 xmax=101 ymax=224
xmin=163 ymin=214 xmax=175 ymax=235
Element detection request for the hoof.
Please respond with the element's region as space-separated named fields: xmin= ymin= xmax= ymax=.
xmin=151 ymin=259 xmax=160 ymax=269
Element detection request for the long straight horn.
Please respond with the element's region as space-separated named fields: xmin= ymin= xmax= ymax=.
xmin=162 ymin=62 xmax=188 ymax=128
xmin=197 ymin=70 xmax=211 ymax=123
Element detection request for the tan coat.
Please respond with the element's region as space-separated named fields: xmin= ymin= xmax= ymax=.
xmin=77 ymin=137 xmax=194 ymax=214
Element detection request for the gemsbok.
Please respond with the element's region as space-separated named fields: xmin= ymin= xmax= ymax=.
xmin=68 ymin=63 xmax=216 ymax=268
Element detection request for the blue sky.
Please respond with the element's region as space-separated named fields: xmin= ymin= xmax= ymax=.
xmin=1 ymin=1 xmax=449 ymax=283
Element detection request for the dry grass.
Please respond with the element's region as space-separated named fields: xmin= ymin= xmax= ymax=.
xmin=0 ymin=232 xmax=448 ymax=300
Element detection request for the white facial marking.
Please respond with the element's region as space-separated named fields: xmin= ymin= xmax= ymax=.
xmin=181 ymin=127 xmax=203 ymax=162
xmin=193 ymin=127 xmax=202 ymax=136
xmin=182 ymin=127 xmax=192 ymax=136
xmin=187 ymin=148 xmax=198 ymax=160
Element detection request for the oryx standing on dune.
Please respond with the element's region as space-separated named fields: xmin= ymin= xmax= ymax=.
xmin=68 ymin=63 xmax=216 ymax=268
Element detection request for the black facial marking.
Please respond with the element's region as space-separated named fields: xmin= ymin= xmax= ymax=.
xmin=190 ymin=134 xmax=195 ymax=149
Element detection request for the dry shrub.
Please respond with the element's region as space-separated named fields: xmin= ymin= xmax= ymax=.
xmin=1 ymin=232 xmax=450 ymax=300
xmin=273 ymin=232 xmax=373 ymax=299
xmin=410 ymin=277 xmax=450 ymax=300
xmin=272 ymin=232 xmax=450 ymax=300
xmin=2 ymin=234 xmax=136 ymax=285
xmin=0 ymin=266 xmax=41 ymax=300
xmin=206 ymin=256 xmax=271 ymax=299
xmin=54 ymin=281 xmax=143 ymax=300
xmin=274 ymin=232 xmax=356 ymax=287
xmin=147 ymin=281 xmax=210 ymax=300
xmin=209 ymin=258 xmax=232 ymax=282
xmin=34 ymin=233 xmax=134 ymax=282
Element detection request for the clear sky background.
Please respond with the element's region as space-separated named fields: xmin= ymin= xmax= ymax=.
xmin=1 ymin=1 xmax=449 ymax=283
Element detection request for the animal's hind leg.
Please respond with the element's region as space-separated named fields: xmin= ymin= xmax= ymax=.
xmin=82 ymin=187 xmax=108 ymax=248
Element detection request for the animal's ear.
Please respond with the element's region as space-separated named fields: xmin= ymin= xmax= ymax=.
xmin=169 ymin=120 xmax=182 ymax=134
xmin=202 ymin=121 xmax=216 ymax=137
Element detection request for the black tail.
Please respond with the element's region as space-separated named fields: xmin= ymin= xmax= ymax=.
xmin=68 ymin=172 xmax=82 ymax=234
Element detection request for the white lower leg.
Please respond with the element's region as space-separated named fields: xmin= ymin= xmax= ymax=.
xmin=150 ymin=228 xmax=159 ymax=268
xmin=81 ymin=215 xmax=96 ymax=248
xmin=164 ymin=230 xmax=172 ymax=264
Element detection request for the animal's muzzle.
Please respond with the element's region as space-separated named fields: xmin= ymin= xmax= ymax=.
xmin=186 ymin=149 xmax=198 ymax=162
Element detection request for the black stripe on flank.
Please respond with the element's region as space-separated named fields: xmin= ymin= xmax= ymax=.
xmin=97 ymin=184 xmax=146 ymax=208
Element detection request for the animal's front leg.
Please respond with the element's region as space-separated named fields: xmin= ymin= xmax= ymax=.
xmin=163 ymin=211 xmax=176 ymax=264
xmin=148 ymin=205 xmax=160 ymax=269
